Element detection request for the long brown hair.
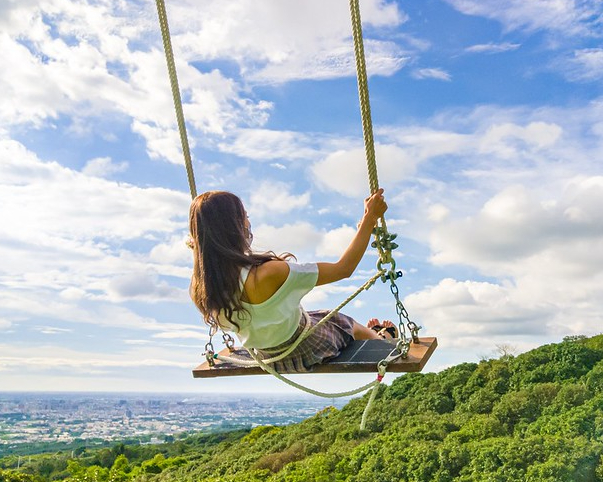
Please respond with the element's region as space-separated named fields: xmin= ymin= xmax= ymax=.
xmin=189 ymin=191 xmax=288 ymax=329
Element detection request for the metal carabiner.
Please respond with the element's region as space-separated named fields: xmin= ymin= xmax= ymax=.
xmin=204 ymin=342 xmax=215 ymax=367
xmin=222 ymin=332 xmax=236 ymax=352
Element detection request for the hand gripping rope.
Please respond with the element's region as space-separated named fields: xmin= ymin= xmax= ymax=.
xmin=156 ymin=0 xmax=421 ymax=429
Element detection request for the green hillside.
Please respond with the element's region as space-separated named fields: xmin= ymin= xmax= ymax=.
xmin=2 ymin=334 xmax=603 ymax=482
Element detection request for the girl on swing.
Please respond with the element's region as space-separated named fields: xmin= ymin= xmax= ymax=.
xmin=188 ymin=188 xmax=398 ymax=372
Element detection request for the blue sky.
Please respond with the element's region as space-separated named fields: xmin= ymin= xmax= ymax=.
xmin=1 ymin=0 xmax=602 ymax=395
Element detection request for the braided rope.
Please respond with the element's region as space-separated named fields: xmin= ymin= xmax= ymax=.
xmin=349 ymin=0 xmax=378 ymax=195
xmin=349 ymin=0 xmax=390 ymax=241
xmin=155 ymin=0 xmax=197 ymax=199
xmin=250 ymin=349 xmax=381 ymax=398
xmin=248 ymin=349 xmax=386 ymax=431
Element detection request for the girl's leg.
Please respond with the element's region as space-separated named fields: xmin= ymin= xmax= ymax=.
xmin=352 ymin=321 xmax=381 ymax=340
xmin=352 ymin=318 xmax=396 ymax=340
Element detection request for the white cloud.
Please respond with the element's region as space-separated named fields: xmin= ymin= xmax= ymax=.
xmin=252 ymin=222 xmax=322 ymax=259
xmin=0 ymin=138 xmax=188 ymax=240
xmin=131 ymin=121 xmax=186 ymax=165
xmin=106 ymin=271 xmax=183 ymax=302
xmin=405 ymin=278 xmax=553 ymax=341
xmin=374 ymin=101 xmax=603 ymax=243
xmin=407 ymin=178 xmax=603 ymax=348
xmin=562 ymin=48 xmax=603 ymax=82
xmin=152 ymin=330 xmax=208 ymax=341
xmin=249 ymin=181 xmax=311 ymax=218
xmin=59 ymin=288 xmax=87 ymax=301
xmin=465 ymin=42 xmax=521 ymax=54
xmin=349 ymin=100 xmax=603 ymax=354
xmin=427 ymin=204 xmax=449 ymax=223
xmin=82 ymin=156 xmax=128 ymax=177
xmin=149 ymin=235 xmax=192 ymax=265
xmin=411 ymin=68 xmax=451 ymax=81
xmin=316 ymin=225 xmax=356 ymax=258
xmin=0 ymin=344 xmax=195 ymax=373
xmin=250 ymin=39 xmax=409 ymax=83
xmin=444 ymin=0 xmax=602 ymax=36
xmin=218 ymin=129 xmax=316 ymax=162
xmin=0 ymin=1 xmax=275 ymax=166
xmin=477 ymin=121 xmax=563 ymax=159
xmin=430 ymin=179 xmax=603 ymax=274
xmin=36 ymin=326 xmax=73 ymax=335
xmin=303 ymin=282 xmax=366 ymax=309
xmin=169 ymin=0 xmax=407 ymax=83
xmin=0 ymin=137 xmax=196 ymax=320
xmin=0 ymin=286 xmax=192 ymax=334
xmin=311 ymin=144 xmax=417 ymax=197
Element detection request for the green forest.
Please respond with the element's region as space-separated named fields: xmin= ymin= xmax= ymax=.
xmin=2 ymin=334 xmax=603 ymax=482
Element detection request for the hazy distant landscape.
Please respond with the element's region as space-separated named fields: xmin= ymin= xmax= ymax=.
xmin=0 ymin=392 xmax=348 ymax=456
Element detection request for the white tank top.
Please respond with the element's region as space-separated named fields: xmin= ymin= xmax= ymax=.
xmin=217 ymin=262 xmax=318 ymax=349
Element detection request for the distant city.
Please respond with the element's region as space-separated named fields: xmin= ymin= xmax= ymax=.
xmin=0 ymin=392 xmax=349 ymax=455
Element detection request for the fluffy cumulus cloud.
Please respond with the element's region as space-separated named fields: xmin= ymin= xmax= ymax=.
xmin=0 ymin=139 xmax=188 ymax=242
xmin=167 ymin=0 xmax=407 ymax=83
xmin=252 ymin=222 xmax=322 ymax=259
xmin=404 ymin=176 xmax=603 ymax=350
xmin=0 ymin=0 xmax=409 ymax=170
xmin=252 ymin=221 xmax=367 ymax=263
xmin=316 ymin=225 xmax=357 ymax=258
xmin=248 ymin=181 xmax=311 ymax=217
xmin=82 ymin=156 xmax=128 ymax=178
xmin=430 ymin=180 xmax=603 ymax=273
xmin=0 ymin=0 xmax=276 ymax=165
xmin=106 ymin=271 xmax=184 ymax=302
xmin=0 ymin=136 xmax=194 ymax=343
xmin=311 ymin=144 xmax=417 ymax=197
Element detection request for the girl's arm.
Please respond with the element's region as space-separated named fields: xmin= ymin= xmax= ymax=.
xmin=316 ymin=189 xmax=387 ymax=286
xmin=244 ymin=189 xmax=387 ymax=302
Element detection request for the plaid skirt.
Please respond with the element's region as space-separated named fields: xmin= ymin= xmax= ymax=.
xmin=255 ymin=310 xmax=355 ymax=373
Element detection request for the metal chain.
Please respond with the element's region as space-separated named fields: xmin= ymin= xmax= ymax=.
xmin=203 ymin=317 xmax=221 ymax=366
xmin=388 ymin=274 xmax=421 ymax=345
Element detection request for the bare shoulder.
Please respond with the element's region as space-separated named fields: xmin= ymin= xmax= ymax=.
xmin=256 ymin=259 xmax=289 ymax=278
xmin=244 ymin=260 xmax=290 ymax=304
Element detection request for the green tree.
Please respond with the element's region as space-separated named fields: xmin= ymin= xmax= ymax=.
xmin=0 ymin=469 xmax=43 ymax=482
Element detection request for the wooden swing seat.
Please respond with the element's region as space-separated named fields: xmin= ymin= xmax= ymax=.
xmin=193 ymin=337 xmax=437 ymax=378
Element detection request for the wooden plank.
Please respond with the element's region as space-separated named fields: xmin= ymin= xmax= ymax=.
xmin=192 ymin=337 xmax=437 ymax=378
